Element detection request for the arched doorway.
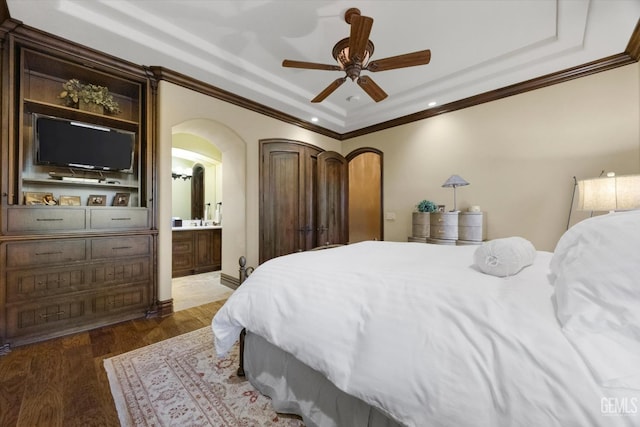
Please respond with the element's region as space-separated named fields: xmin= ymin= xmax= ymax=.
xmin=347 ymin=148 xmax=383 ymax=242
xmin=157 ymin=116 xmax=246 ymax=310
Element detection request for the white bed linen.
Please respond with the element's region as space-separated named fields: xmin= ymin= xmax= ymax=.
xmin=212 ymin=241 xmax=639 ymax=426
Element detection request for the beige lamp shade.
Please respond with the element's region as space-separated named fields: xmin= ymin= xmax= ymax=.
xmin=442 ymin=174 xmax=470 ymax=212
xmin=577 ymin=174 xmax=640 ymax=211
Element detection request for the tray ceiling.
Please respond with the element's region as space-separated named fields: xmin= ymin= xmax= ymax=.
xmin=6 ymin=0 xmax=640 ymax=134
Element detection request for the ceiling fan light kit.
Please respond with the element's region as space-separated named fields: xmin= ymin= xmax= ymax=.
xmin=282 ymin=7 xmax=431 ymax=103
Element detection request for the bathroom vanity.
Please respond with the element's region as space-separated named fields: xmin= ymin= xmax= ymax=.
xmin=171 ymin=225 xmax=222 ymax=278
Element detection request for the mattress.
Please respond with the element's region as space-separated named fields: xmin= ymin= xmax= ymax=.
xmin=213 ymin=240 xmax=640 ymax=426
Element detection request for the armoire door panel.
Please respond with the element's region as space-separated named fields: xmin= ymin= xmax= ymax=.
xmin=271 ymin=152 xmax=303 ymax=257
xmin=260 ymin=141 xmax=322 ymax=263
xmin=317 ymin=151 xmax=348 ymax=247
xmin=260 ymin=141 xmax=352 ymax=263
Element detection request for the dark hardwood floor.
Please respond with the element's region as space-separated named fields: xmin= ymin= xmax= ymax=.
xmin=0 ymin=300 xmax=226 ymax=427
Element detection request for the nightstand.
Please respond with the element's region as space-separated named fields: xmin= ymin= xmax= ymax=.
xmin=428 ymin=212 xmax=458 ymax=244
xmin=457 ymin=212 xmax=487 ymax=245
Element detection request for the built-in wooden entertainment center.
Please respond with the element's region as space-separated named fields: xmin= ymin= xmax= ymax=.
xmin=0 ymin=21 xmax=157 ymax=346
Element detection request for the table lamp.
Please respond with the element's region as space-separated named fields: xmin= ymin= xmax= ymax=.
xmin=442 ymin=175 xmax=469 ymax=212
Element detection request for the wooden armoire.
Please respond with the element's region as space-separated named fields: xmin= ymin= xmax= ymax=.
xmin=0 ymin=21 xmax=157 ymax=347
xmin=259 ymin=139 xmax=348 ymax=264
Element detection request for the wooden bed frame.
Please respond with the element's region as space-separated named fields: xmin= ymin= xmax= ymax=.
xmin=236 ymin=256 xmax=253 ymax=376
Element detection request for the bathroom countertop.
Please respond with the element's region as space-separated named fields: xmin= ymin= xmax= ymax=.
xmin=172 ymin=225 xmax=222 ymax=231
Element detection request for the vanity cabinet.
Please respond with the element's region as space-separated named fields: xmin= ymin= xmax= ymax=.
xmin=0 ymin=23 xmax=157 ymax=347
xmin=172 ymin=228 xmax=222 ymax=277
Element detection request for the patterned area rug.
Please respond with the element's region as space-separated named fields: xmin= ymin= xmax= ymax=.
xmin=104 ymin=327 xmax=305 ymax=426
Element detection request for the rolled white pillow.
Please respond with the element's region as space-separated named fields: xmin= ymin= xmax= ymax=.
xmin=474 ymin=237 xmax=536 ymax=277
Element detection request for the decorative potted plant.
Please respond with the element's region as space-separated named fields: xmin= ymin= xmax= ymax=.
xmin=413 ymin=199 xmax=438 ymax=238
xmin=59 ymin=78 xmax=121 ymax=115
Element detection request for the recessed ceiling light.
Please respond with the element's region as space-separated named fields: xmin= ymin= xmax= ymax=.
xmin=311 ymin=117 xmax=319 ymax=122
xmin=428 ymin=101 xmax=437 ymax=107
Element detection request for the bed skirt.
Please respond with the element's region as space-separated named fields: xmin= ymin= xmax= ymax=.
xmin=245 ymin=331 xmax=402 ymax=427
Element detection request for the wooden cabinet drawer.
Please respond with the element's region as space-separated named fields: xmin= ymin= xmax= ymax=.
xmin=90 ymin=236 xmax=150 ymax=260
xmin=90 ymin=208 xmax=149 ymax=230
xmin=430 ymin=225 xmax=458 ymax=240
xmin=458 ymin=213 xmax=484 ymax=226
xmin=430 ymin=212 xmax=458 ymax=226
xmin=92 ymin=283 xmax=149 ymax=315
xmin=6 ymin=207 xmax=86 ymax=232
xmin=6 ymin=265 xmax=86 ymax=302
xmin=89 ymin=257 xmax=150 ymax=285
xmin=6 ymin=295 xmax=88 ymax=338
xmin=5 ymin=283 xmax=149 ymax=339
xmin=458 ymin=226 xmax=484 ymax=241
xmin=430 ymin=212 xmax=458 ymax=240
xmin=6 ymin=239 xmax=87 ymax=267
xmin=458 ymin=212 xmax=486 ymax=242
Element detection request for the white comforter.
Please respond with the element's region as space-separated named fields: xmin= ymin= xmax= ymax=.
xmin=212 ymin=241 xmax=639 ymax=427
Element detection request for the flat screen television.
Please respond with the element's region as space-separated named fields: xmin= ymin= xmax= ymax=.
xmin=34 ymin=114 xmax=135 ymax=173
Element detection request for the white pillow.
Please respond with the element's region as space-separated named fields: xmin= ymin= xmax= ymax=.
xmin=473 ymin=237 xmax=536 ymax=277
xmin=551 ymin=210 xmax=640 ymax=389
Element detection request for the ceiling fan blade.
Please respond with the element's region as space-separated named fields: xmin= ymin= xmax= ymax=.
xmin=283 ymin=59 xmax=341 ymax=71
xmin=366 ymin=50 xmax=431 ymax=72
xmin=311 ymin=77 xmax=347 ymax=103
xmin=349 ymin=15 xmax=374 ymax=62
xmin=357 ymin=76 xmax=388 ymax=102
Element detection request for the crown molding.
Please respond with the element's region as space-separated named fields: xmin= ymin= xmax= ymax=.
xmin=3 ymin=0 xmax=637 ymax=142
xmin=149 ymin=66 xmax=342 ymax=141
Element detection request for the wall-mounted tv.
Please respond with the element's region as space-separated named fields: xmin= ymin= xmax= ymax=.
xmin=34 ymin=114 xmax=135 ymax=173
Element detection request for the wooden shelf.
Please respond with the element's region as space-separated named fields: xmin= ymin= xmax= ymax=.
xmin=23 ymin=177 xmax=139 ymax=190
xmin=24 ymin=99 xmax=139 ymax=132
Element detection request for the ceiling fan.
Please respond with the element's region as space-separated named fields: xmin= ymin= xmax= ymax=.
xmin=282 ymin=7 xmax=431 ymax=103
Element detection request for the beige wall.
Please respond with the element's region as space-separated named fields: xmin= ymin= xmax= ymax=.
xmin=341 ymin=62 xmax=640 ymax=251
xmin=156 ymin=81 xmax=340 ymax=301
xmin=156 ymin=62 xmax=639 ymax=302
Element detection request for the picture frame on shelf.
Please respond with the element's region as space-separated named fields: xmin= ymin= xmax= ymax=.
xmin=437 ymin=205 xmax=446 ymax=213
xmin=24 ymin=191 xmax=55 ymax=205
xmin=59 ymin=195 xmax=81 ymax=206
xmin=113 ymin=192 xmax=130 ymax=207
xmin=88 ymin=195 xmax=107 ymax=206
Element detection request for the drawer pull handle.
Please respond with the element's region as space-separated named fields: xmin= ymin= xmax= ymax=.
xmin=40 ymin=311 xmax=65 ymax=319
xmin=35 ymin=251 xmax=63 ymax=256
xmin=111 ymin=217 xmax=132 ymax=221
xmin=112 ymin=246 xmax=132 ymax=250
xmin=36 ymin=218 xmax=64 ymax=221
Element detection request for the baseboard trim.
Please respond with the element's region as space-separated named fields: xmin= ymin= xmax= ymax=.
xmin=156 ymin=299 xmax=174 ymax=317
xmin=220 ymin=273 xmax=239 ymax=290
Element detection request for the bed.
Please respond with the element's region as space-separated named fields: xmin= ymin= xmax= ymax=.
xmin=212 ymin=210 xmax=640 ymax=427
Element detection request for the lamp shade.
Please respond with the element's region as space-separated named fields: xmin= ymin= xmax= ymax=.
xmin=441 ymin=175 xmax=469 ymax=212
xmin=442 ymin=175 xmax=470 ymax=188
xmin=577 ymin=174 xmax=640 ymax=211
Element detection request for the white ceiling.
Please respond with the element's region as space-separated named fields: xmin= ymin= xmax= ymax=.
xmin=6 ymin=0 xmax=640 ymax=134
